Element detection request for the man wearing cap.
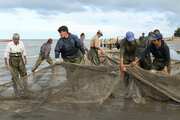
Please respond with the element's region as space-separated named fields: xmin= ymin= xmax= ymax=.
xmin=32 ymin=38 xmax=53 ymax=72
xmin=131 ymin=33 xmax=171 ymax=73
xmin=120 ymin=31 xmax=140 ymax=71
xmin=55 ymin=26 xmax=85 ymax=64
xmin=88 ymin=30 xmax=104 ymax=65
xmin=4 ymin=33 xmax=27 ymax=93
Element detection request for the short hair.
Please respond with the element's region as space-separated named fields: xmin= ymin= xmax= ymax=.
xmin=154 ymin=29 xmax=160 ymax=33
xmin=13 ymin=33 xmax=20 ymax=39
xmin=142 ymin=33 xmax=145 ymax=35
xmin=47 ymin=38 xmax=53 ymax=43
xmin=80 ymin=33 xmax=85 ymax=36
xmin=58 ymin=26 xmax=68 ymax=33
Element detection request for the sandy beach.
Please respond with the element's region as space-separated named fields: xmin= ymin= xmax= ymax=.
xmin=164 ymin=37 xmax=180 ymax=44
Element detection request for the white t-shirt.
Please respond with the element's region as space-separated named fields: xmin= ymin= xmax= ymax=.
xmin=4 ymin=41 xmax=26 ymax=58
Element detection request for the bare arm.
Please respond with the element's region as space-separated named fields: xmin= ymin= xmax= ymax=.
xmin=24 ymin=56 xmax=27 ymax=65
xmin=4 ymin=57 xmax=8 ymax=67
xmin=120 ymin=58 xmax=124 ymax=67
xmin=83 ymin=44 xmax=89 ymax=51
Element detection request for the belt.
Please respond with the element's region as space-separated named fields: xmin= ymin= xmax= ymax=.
xmin=9 ymin=53 xmax=22 ymax=57
xmin=90 ymin=47 xmax=97 ymax=49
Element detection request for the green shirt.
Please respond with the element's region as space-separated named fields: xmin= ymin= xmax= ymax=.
xmin=120 ymin=38 xmax=140 ymax=64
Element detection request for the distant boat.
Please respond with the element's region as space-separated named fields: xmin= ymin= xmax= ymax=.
xmin=0 ymin=40 xmax=12 ymax=42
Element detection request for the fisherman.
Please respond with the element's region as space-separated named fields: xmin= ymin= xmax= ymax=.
xmin=88 ymin=30 xmax=104 ymax=65
xmin=139 ymin=33 xmax=145 ymax=42
xmin=31 ymin=38 xmax=53 ymax=72
xmin=79 ymin=33 xmax=88 ymax=61
xmin=115 ymin=38 xmax=120 ymax=49
xmin=131 ymin=33 xmax=171 ymax=73
xmin=80 ymin=33 xmax=88 ymax=51
xmin=55 ymin=26 xmax=85 ymax=64
xmin=139 ymin=32 xmax=154 ymax=70
xmin=120 ymin=31 xmax=140 ymax=71
xmin=139 ymin=29 xmax=160 ymax=70
xmin=4 ymin=33 xmax=27 ymax=94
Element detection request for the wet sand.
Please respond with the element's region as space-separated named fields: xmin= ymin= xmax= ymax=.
xmin=0 ymin=99 xmax=180 ymax=120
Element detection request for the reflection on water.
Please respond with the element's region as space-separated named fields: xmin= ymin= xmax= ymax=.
xmin=0 ymin=98 xmax=179 ymax=120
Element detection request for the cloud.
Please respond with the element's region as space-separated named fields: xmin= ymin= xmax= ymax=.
xmin=0 ymin=0 xmax=85 ymax=13
xmin=0 ymin=0 xmax=179 ymax=38
xmin=0 ymin=0 xmax=180 ymax=15
xmin=0 ymin=8 xmax=175 ymax=39
xmin=0 ymin=0 xmax=179 ymax=26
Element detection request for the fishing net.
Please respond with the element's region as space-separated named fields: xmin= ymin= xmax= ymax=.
xmin=113 ymin=66 xmax=180 ymax=104
xmin=0 ymin=55 xmax=180 ymax=113
xmin=0 ymin=56 xmax=121 ymax=113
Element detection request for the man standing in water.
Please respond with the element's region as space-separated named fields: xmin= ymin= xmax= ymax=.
xmin=4 ymin=33 xmax=27 ymax=94
xmin=88 ymin=30 xmax=104 ymax=65
xmin=31 ymin=38 xmax=53 ymax=72
xmin=79 ymin=33 xmax=89 ymax=62
xmin=55 ymin=26 xmax=85 ymax=64
xmin=80 ymin=33 xmax=88 ymax=51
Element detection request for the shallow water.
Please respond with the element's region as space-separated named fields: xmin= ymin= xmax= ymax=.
xmin=0 ymin=98 xmax=180 ymax=120
xmin=0 ymin=39 xmax=180 ymax=120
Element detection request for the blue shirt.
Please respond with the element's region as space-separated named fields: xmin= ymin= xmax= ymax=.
xmin=55 ymin=33 xmax=85 ymax=59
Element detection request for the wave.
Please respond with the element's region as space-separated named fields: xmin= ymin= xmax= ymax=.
xmin=170 ymin=50 xmax=180 ymax=60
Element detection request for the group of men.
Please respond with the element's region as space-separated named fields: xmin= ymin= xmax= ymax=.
xmin=3 ymin=26 xmax=171 ymax=94
xmin=3 ymin=26 xmax=104 ymax=93
xmin=120 ymin=29 xmax=171 ymax=73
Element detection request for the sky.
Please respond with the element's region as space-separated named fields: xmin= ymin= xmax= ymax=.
xmin=0 ymin=0 xmax=180 ymax=39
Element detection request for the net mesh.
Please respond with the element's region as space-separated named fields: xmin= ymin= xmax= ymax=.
xmin=0 ymin=55 xmax=180 ymax=113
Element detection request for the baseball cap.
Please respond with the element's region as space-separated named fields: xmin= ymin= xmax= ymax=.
xmin=97 ymin=30 xmax=103 ymax=36
xmin=149 ymin=33 xmax=163 ymax=41
xmin=126 ymin=31 xmax=134 ymax=42
xmin=155 ymin=33 xmax=163 ymax=40
xmin=149 ymin=33 xmax=157 ymax=41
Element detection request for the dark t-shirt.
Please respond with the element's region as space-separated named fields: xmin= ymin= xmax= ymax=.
xmin=139 ymin=40 xmax=170 ymax=66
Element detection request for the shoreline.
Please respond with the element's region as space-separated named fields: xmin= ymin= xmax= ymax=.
xmin=164 ymin=37 xmax=180 ymax=44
